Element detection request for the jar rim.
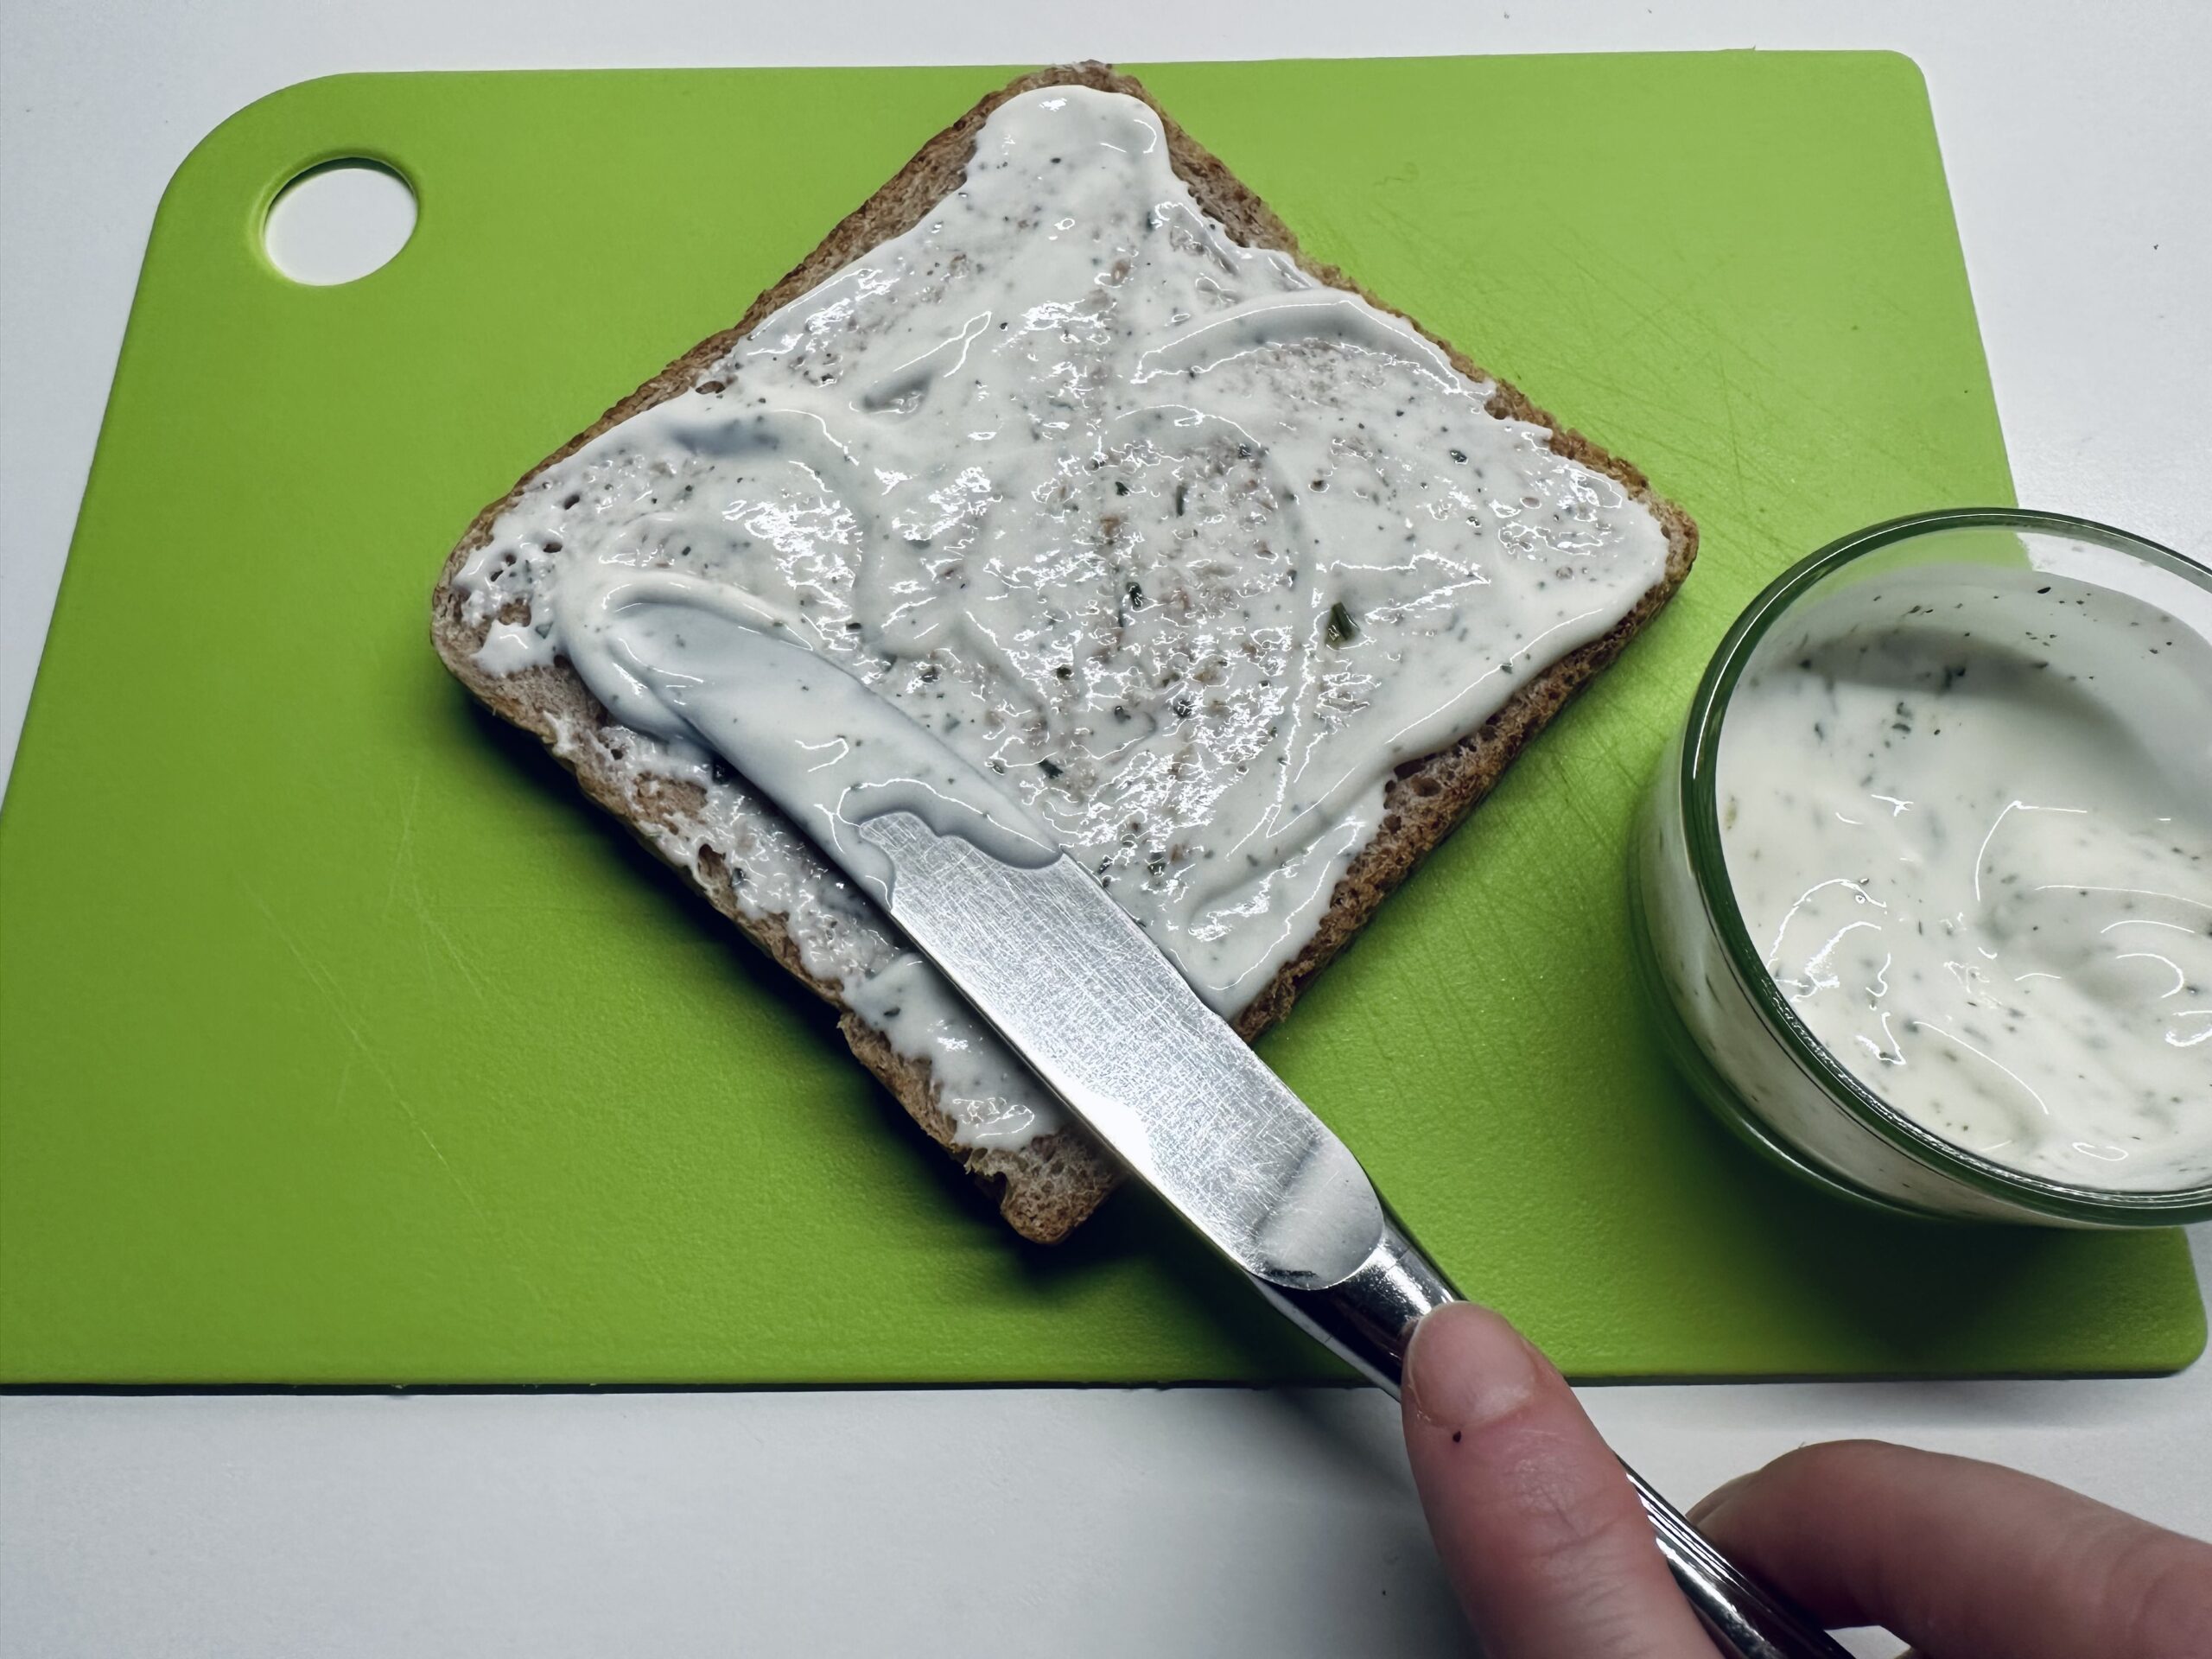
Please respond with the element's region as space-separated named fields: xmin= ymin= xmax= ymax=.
xmin=1678 ymin=507 xmax=2212 ymax=1224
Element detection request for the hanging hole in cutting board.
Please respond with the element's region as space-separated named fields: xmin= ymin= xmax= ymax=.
xmin=264 ymin=160 xmax=416 ymax=285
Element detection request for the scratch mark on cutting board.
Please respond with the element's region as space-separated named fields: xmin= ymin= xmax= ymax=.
xmin=1516 ymin=223 xmax=1975 ymax=502
xmin=413 ymin=895 xmax=493 ymax=1003
xmin=378 ymin=764 xmax=496 ymax=1003
xmin=381 ymin=769 xmax=424 ymax=921
xmin=1715 ymin=351 xmax=1752 ymax=517
xmin=241 ymin=876 xmax=555 ymax=1313
xmin=1546 ymin=226 xmax=1719 ymax=364
xmin=242 ymin=878 xmax=487 ymax=1222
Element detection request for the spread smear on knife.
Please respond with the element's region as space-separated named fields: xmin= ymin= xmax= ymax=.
xmin=454 ymin=86 xmax=1670 ymax=1149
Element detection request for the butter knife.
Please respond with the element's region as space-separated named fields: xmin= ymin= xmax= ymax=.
xmin=847 ymin=809 xmax=1843 ymax=1659
xmin=616 ymin=614 xmax=1846 ymax=1658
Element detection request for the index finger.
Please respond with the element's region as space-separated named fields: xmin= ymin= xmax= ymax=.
xmin=1402 ymin=1303 xmax=1719 ymax=1657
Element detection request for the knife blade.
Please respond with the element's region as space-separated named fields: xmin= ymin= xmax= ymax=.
xmin=849 ymin=806 xmax=1840 ymax=1659
xmin=609 ymin=598 xmax=1847 ymax=1658
xmin=853 ymin=807 xmax=1452 ymax=1377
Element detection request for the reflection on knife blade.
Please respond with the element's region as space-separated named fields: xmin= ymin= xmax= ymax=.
xmin=855 ymin=809 xmax=1388 ymax=1287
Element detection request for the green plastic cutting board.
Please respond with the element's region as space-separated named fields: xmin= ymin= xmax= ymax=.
xmin=3 ymin=54 xmax=2201 ymax=1384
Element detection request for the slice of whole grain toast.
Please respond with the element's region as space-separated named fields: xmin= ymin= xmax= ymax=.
xmin=431 ymin=61 xmax=1697 ymax=1244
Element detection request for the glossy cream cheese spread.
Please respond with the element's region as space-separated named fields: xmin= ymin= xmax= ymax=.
xmin=454 ymin=86 xmax=1670 ymax=1147
xmin=1719 ymin=564 xmax=2212 ymax=1192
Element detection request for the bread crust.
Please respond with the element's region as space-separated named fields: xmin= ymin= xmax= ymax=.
xmin=430 ymin=62 xmax=1697 ymax=1243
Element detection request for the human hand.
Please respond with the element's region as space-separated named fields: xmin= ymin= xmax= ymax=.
xmin=1400 ymin=1302 xmax=2212 ymax=1657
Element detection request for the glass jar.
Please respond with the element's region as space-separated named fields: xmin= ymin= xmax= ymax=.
xmin=1632 ymin=509 xmax=2212 ymax=1227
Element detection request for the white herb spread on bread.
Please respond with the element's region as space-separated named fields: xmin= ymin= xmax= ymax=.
xmin=454 ymin=86 xmax=1669 ymax=1148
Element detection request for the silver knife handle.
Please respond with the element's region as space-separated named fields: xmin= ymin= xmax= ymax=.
xmin=1249 ymin=1225 xmax=1849 ymax=1659
xmin=1622 ymin=1465 xmax=1852 ymax=1659
xmin=1249 ymin=1212 xmax=1454 ymax=1391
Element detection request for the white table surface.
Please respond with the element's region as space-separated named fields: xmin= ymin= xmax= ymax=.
xmin=3 ymin=2 xmax=2207 ymax=1653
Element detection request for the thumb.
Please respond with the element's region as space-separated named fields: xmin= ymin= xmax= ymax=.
xmin=1402 ymin=1303 xmax=1716 ymax=1658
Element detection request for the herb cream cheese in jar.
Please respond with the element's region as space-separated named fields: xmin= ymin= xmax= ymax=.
xmin=1636 ymin=511 xmax=2212 ymax=1226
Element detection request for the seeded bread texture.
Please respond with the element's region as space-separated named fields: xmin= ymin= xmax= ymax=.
xmin=431 ymin=61 xmax=1698 ymax=1244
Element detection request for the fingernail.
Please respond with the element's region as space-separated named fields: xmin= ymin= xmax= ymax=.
xmin=1403 ymin=1302 xmax=1541 ymax=1432
xmin=1687 ymin=1473 xmax=1751 ymax=1527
